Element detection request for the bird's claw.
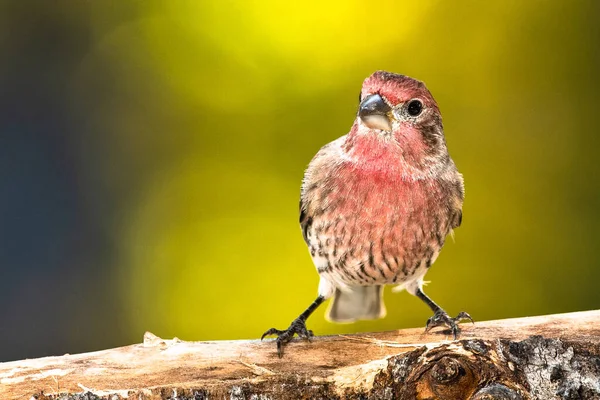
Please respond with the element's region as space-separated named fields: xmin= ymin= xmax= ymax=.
xmin=425 ymin=310 xmax=473 ymax=339
xmin=261 ymin=318 xmax=314 ymax=358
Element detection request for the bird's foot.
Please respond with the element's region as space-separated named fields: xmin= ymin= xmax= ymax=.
xmin=425 ymin=310 xmax=473 ymax=339
xmin=261 ymin=318 xmax=314 ymax=358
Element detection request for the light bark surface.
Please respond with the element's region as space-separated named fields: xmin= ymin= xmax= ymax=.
xmin=2 ymin=310 xmax=600 ymax=399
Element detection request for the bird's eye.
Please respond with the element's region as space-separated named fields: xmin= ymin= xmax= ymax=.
xmin=407 ymin=99 xmax=423 ymax=117
xmin=358 ymin=92 xmax=362 ymax=103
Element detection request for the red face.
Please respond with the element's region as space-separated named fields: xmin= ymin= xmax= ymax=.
xmin=360 ymin=71 xmax=440 ymax=115
xmin=348 ymin=71 xmax=447 ymax=171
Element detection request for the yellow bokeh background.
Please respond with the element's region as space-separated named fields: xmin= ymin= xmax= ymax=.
xmin=1 ymin=1 xmax=599 ymax=360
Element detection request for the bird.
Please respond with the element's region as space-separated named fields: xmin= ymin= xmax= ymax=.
xmin=262 ymin=71 xmax=472 ymax=357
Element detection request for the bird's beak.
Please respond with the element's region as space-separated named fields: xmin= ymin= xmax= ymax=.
xmin=358 ymin=94 xmax=393 ymax=132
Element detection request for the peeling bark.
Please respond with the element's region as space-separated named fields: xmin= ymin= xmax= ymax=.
xmin=2 ymin=310 xmax=600 ymax=400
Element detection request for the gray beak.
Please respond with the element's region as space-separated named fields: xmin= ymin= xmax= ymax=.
xmin=358 ymin=94 xmax=393 ymax=131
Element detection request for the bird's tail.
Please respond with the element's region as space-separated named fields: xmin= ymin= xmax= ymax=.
xmin=326 ymin=285 xmax=386 ymax=323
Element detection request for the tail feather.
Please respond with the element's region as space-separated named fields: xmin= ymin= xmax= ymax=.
xmin=326 ymin=286 xmax=386 ymax=323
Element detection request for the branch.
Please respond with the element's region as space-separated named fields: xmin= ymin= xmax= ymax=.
xmin=2 ymin=310 xmax=600 ymax=399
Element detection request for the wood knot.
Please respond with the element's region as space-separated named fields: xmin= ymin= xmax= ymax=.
xmin=426 ymin=356 xmax=476 ymax=399
xmin=379 ymin=340 xmax=531 ymax=399
xmin=430 ymin=357 xmax=465 ymax=384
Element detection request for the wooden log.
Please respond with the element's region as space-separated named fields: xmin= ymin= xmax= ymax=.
xmin=1 ymin=310 xmax=600 ymax=399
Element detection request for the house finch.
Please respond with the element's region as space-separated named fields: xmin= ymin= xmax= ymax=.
xmin=262 ymin=71 xmax=472 ymax=357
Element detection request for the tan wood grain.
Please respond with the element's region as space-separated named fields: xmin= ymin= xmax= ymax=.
xmin=1 ymin=310 xmax=599 ymax=399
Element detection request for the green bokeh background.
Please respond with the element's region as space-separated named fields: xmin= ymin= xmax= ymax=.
xmin=1 ymin=1 xmax=599 ymax=361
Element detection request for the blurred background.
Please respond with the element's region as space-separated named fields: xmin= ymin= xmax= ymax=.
xmin=1 ymin=0 xmax=599 ymax=362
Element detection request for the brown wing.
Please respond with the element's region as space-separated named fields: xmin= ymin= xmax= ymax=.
xmin=450 ymin=174 xmax=465 ymax=229
xmin=299 ymin=198 xmax=313 ymax=245
xmin=298 ymin=138 xmax=342 ymax=245
xmin=452 ymin=209 xmax=463 ymax=229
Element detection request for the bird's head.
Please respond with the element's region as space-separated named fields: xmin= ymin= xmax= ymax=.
xmin=347 ymin=71 xmax=449 ymax=174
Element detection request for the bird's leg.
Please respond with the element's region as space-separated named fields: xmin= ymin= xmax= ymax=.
xmin=261 ymin=295 xmax=325 ymax=357
xmin=415 ymin=288 xmax=473 ymax=339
